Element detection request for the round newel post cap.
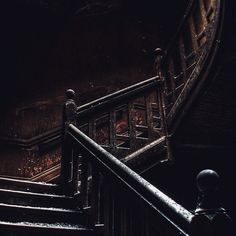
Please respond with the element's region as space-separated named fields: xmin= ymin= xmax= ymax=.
xmin=193 ymin=170 xmax=233 ymax=235
xmin=154 ymin=47 xmax=163 ymax=56
xmin=197 ymin=169 xmax=220 ymax=193
xmin=66 ymin=89 xmax=75 ymax=99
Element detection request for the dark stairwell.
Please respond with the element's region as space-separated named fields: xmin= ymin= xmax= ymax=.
xmin=0 ymin=0 xmax=235 ymax=235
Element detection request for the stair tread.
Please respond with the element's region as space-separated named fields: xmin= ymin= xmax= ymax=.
xmin=0 ymin=188 xmax=72 ymax=199
xmin=0 ymin=202 xmax=80 ymax=213
xmin=0 ymin=220 xmax=89 ymax=230
xmin=0 ymin=177 xmax=58 ymax=187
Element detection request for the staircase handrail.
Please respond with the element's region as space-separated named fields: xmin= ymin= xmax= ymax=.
xmin=62 ymin=124 xmax=232 ymax=236
xmin=158 ymin=0 xmax=223 ymax=131
xmin=66 ymin=123 xmax=194 ymax=235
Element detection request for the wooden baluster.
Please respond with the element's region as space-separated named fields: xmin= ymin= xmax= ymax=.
xmin=199 ymin=0 xmax=208 ymax=24
xmin=71 ymin=147 xmax=80 ymax=197
xmin=167 ymin=58 xmax=177 ymax=99
xmin=157 ymin=63 xmax=173 ymax=161
xmin=128 ymin=100 xmax=137 ymax=149
xmin=154 ymin=47 xmax=170 ymax=135
xmin=190 ymin=169 xmax=233 ymax=236
xmin=143 ymin=207 xmax=150 ymax=236
xmin=189 ymin=15 xmax=199 ymax=52
xmin=103 ymin=181 xmax=111 ymax=236
xmin=157 ymin=82 xmax=165 ymax=133
xmin=145 ymin=93 xmax=154 ymax=140
xmin=179 ymin=36 xmax=187 ymax=82
xmin=111 ymin=195 xmax=115 ymax=236
xmin=61 ymin=89 xmax=77 ymax=195
xmin=90 ymin=165 xmax=103 ymax=229
xmin=80 ymin=152 xmax=89 ymax=210
xmin=62 ymin=139 xmax=73 ymax=195
xmin=109 ymin=110 xmax=116 ymax=152
xmin=154 ymin=48 xmax=163 ymax=76
xmin=153 ymin=47 xmax=166 ymax=131
xmin=97 ymin=174 xmax=104 ymax=229
xmin=89 ymin=118 xmax=96 ymax=140
xmin=120 ymin=205 xmax=128 ymax=236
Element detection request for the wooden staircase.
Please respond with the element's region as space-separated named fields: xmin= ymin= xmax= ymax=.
xmin=0 ymin=0 xmax=234 ymax=235
xmin=0 ymin=178 xmax=94 ymax=236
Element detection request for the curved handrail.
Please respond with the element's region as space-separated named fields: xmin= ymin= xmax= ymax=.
xmin=159 ymin=0 xmax=224 ymax=131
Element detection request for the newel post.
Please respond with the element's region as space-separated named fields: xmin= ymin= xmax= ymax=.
xmin=190 ymin=169 xmax=233 ymax=236
xmin=154 ymin=47 xmax=163 ymax=76
xmin=61 ymin=89 xmax=77 ymax=195
xmin=154 ymin=48 xmax=173 ymax=161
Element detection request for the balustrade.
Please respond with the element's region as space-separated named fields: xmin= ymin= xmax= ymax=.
xmin=62 ymin=77 xmax=167 ymax=160
xmin=159 ymin=0 xmax=222 ymax=128
xmin=62 ymin=124 xmax=232 ymax=236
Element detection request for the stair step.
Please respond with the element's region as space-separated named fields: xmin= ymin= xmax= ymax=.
xmin=0 ymin=220 xmax=94 ymax=236
xmin=0 ymin=177 xmax=60 ymax=194
xmin=0 ymin=188 xmax=76 ymax=209
xmin=0 ymin=203 xmax=85 ymax=225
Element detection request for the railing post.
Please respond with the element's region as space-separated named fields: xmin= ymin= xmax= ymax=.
xmin=154 ymin=47 xmax=163 ymax=76
xmin=154 ymin=48 xmax=173 ymax=161
xmin=61 ymin=89 xmax=77 ymax=195
xmin=190 ymin=169 xmax=233 ymax=236
xmin=128 ymin=100 xmax=137 ymax=148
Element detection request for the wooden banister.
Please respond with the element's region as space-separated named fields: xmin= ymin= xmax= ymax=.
xmin=62 ymin=124 xmax=232 ymax=236
xmin=59 ymin=1 xmax=231 ymax=234
xmin=67 ymin=124 xmax=193 ymax=235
